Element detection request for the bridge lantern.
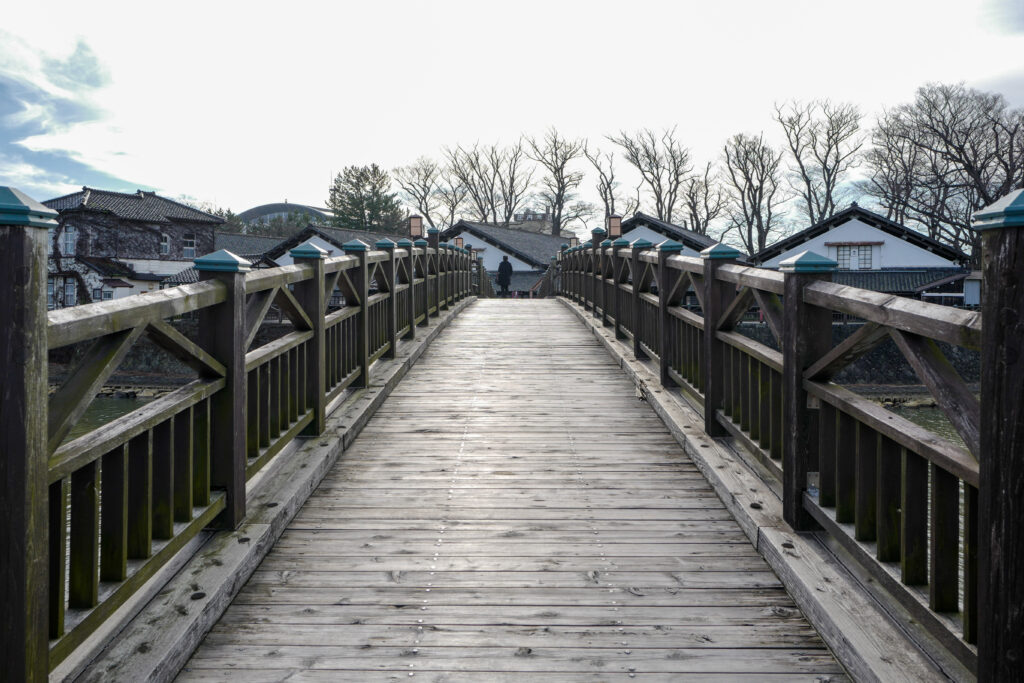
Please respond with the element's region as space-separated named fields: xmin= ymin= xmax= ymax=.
xmin=607 ymin=214 xmax=622 ymax=239
xmin=569 ymin=236 xmax=580 ymax=248
xmin=454 ymin=236 xmax=464 ymax=249
xmin=409 ymin=215 xmax=423 ymax=239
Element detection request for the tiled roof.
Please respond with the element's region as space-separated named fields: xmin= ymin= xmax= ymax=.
xmin=214 ymin=232 xmax=286 ymax=256
xmin=442 ymin=221 xmax=564 ymax=268
xmin=833 ymin=268 xmax=969 ymax=294
xmin=44 ymin=187 xmax=225 ymax=225
xmin=751 ymin=204 xmax=967 ymax=265
xmin=620 ymin=212 xmax=719 ymax=252
xmin=75 ymin=256 xmax=135 ymax=278
xmin=162 ymin=254 xmax=267 ymax=286
xmin=262 ymin=226 xmax=396 ymax=260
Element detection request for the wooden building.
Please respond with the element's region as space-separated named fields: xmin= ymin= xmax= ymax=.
xmin=442 ymin=220 xmax=565 ymax=296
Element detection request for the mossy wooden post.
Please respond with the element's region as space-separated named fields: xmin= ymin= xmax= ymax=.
xmin=599 ymin=239 xmax=613 ymax=324
xmin=611 ymin=238 xmax=629 ymax=338
xmin=397 ymin=239 xmax=416 ymax=339
xmin=0 ymin=187 xmax=56 ymax=681
xmin=415 ymin=239 xmax=430 ymax=323
xmin=631 ymin=239 xmax=652 ymax=359
xmin=344 ymin=240 xmax=371 ymax=388
xmin=591 ymin=227 xmax=606 ymax=319
xmin=376 ymin=238 xmax=398 ymax=358
xmin=290 ymin=240 xmax=327 ymax=435
xmin=973 ymin=190 xmax=1024 ymax=682
xmin=658 ymin=240 xmax=684 ymax=387
xmin=780 ymin=251 xmax=836 ymax=531
xmin=194 ymin=250 xmax=249 ymax=527
xmin=700 ymin=243 xmax=740 ymax=437
xmin=427 ymin=228 xmax=440 ymax=317
xmin=438 ymin=242 xmax=450 ymax=311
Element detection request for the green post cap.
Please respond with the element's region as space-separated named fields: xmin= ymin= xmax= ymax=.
xmin=583 ymin=241 xmax=593 ymax=248
xmin=560 ymin=243 xmax=569 ymax=251
xmin=396 ymin=238 xmax=414 ymax=248
xmin=973 ymin=188 xmax=1024 ymax=230
xmin=0 ymin=186 xmax=59 ymax=228
xmin=592 ymin=227 xmax=607 ymax=237
xmin=427 ymin=227 xmax=440 ymax=235
xmin=612 ymin=237 xmax=631 ymax=248
xmin=779 ymin=250 xmax=838 ymax=273
xmin=631 ymin=238 xmax=653 ymax=249
xmin=659 ymin=240 xmax=684 ymax=252
xmin=414 ymin=238 xmax=428 ymax=247
xmin=701 ymin=243 xmax=741 ymax=260
xmin=343 ymin=239 xmax=369 ymax=252
xmin=194 ymin=249 xmax=251 ymax=272
xmin=375 ymin=238 xmax=397 ymax=249
xmin=600 ymin=239 xmax=613 ymax=247
xmin=289 ymin=240 xmax=328 ymax=259
xmin=439 ymin=241 xmax=450 ymax=249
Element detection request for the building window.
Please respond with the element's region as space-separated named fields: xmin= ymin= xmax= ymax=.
xmin=64 ymin=278 xmax=77 ymax=306
xmin=47 ymin=279 xmax=55 ymax=309
xmin=836 ymin=246 xmax=850 ymax=270
xmin=160 ymin=234 xmax=170 ymax=255
xmin=183 ymin=233 xmax=196 ymax=258
xmin=103 ymin=290 xmax=113 ymax=300
xmin=859 ymin=248 xmax=872 ymax=269
xmin=93 ymin=288 xmax=102 ymax=301
xmin=62 ymin=226 xmax=76 ymax=256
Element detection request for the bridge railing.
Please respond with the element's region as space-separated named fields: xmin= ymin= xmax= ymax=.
xmin=557 ymin=213 xmax=1024 ymax=677
xmin=0 ymin=190 xmax=475 ymax=681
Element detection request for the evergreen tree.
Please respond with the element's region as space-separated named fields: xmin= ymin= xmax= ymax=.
xmin=327 ymin=164 xmax=405 ymax=234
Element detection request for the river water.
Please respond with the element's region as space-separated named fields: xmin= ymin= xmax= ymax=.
xmin=64 ymin=397 xmax=152 ymax=443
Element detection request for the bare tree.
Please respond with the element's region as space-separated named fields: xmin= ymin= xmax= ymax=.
xmin=607 ymin=127 xmax=692 ymax=223
xmin=862 ymin=83 xmax=1024 ymax=258
xmin=435 ymin=166 xmax=469 ymax=229
xmin=721 ymin=133 xmax=787 ymax=255
xmin=444 ymin=141 xmax=534 ymax=227
xmin=775 ymin=100 xmax=864 ymax=226
xmin=584 ymin=146 xmax=623 ymax=218
xmin=680 ymin=162 xmax=725 ymax=235
xmin=394 ymin=157 xmax=442 ymax=229
xmin=527 ymin=127 xmax=586 ymax=235
xmin=490 ymin=140 xmax=535 ymax=227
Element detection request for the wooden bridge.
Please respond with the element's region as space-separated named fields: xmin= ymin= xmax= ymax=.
xmin=2 ymin=186 xmax=1024 ymax=681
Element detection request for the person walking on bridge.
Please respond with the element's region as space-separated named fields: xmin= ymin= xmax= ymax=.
xmin=497 ymin=255 xmax=513 ymax=297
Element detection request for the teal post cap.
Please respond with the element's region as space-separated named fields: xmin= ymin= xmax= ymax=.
xmin=194 ymin=249 xmax=252 ymax=272
xmin=583 ymin=240 xmax=593 ymax=248
xmin=0 ymin=186 xmax=59 ymax=228
xmin=439 ymin=241 xmax=450 ymax=249
xmin=659 ymin=239 xmax=684 ymax=252
xmin=779 ymin=250 xmax=838 ymax=273
xmin=600 ymin=239 xmax=613 ymax=247
xmin=426 ymin=227 xmax=440 ymax=235
xmin=413 ymin=238 xmax=428 ymax=247
xmin=592 ymin=227 xmax=607 ymax=237
xmin=560 ymin=243 xmax=569 ymax=250
xmin=631 ymin=238 xmax=653 ymax=249
xmin=343 ymin=239 xmax=369 ymax=252
xmin=289 ymin=240 xmax=328 ymax=259
xmin=612 ymin=237 xmax=631 ymax=248
xmin=396 ymin=238 xmax=414 ymax=247
xmin=973 ymin=188 xmax=1024 ymax=230
xmin=701 ymin=243 xmax=741 ymax=260
xmin=375 ymin=238 xmax=397 ymax=249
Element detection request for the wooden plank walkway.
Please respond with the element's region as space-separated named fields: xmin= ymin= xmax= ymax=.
xmin=178 ymin=299 xmax=846 ymax=681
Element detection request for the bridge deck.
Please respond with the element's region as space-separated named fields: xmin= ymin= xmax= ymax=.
xmin=178 ymin=299 xmax=845 ymax=681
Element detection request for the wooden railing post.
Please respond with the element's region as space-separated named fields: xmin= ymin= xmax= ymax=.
xmin=630 ymin=239 xmax=653 ymax=359
xmin=599 ymin=238 xmax=612 ymax=324
xmin=376 ymin=239 xmax=398 ymax=359
xmin=658 ymin=240 xmax=684 ymax=387
xmin=427 ymin=229 xmax=440 ymax=316
xmin=194 ymin=249 xmax=251 ymax=529
xmin=973 ymin=189 xmax=1024 ymax=682
xmin=0 ymin=188 xmax=57 ymax=681
xmin=397 ymin=239 xmax=416 ymax=339
xmin=437 ymin=242 xmax=449 ymax=311
xmin=591 ymin=227 xmax=606 ymax=319
xmin=290 ymin=241 xmax=328 ymax=435
xmin=415 ymin=239 xmax=430 ymax=323
xmin=700 ymin=243 xmax=741 ymax=437
xmin=611 ymin=238 xmax=629 ymax=338
xmin=344 ymin=240 xmax=371 ymax=388
xmin=780 ymin=251 xmax=836 ymax=531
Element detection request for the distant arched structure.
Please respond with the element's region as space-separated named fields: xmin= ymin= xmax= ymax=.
xmin=237 ymin=202 xmax=332 ymax=225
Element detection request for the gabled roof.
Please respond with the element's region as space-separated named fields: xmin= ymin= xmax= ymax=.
xmin=442 ymin=221 xmax=564 ymax=268
xmin=262 ymin=226 xmax=396 ymax=261
xmin=214 ymin=231 xmax=287 ymax=256
xmin=44 ymin=187 xmax=225 ymax=225
xmin=76 ymin=256 xmax=136 ymax=278
xmin=833 ymin=268 xmax=969 ymax=294
xmin=620 ymin=212 xmax=719 ymax=252
xmin=162 ymin=254 xmax=269 ymax=286
xmin=751 ymin=204 xmax=967 ymax=265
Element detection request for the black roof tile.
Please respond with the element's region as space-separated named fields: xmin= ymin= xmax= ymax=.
xmin=44 ymin=187 xmax=225 ymax=225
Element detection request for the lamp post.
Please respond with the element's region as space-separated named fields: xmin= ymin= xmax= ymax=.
xmin=607 ymin=214 xmax=622 ymax=240
xmin=409 ymin=215 xmax=423 ymax=240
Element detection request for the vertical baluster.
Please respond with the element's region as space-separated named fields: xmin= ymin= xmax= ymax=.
xmin=246 ymin=371 xmax=259 ymax=459
xmin=101 ymin=444 xmax=129 ymax=581
xmin=173 ymin=408 xmax=193 ymax=522
xmin=770 ymin=369 xmax=783 ymax=461
xmin=854 ymin=423 xmax=878 ymax=541
xmin=835 ymin=411 xmax=856 ymax=523
xmin=192 ymin=398 xmax=211 ymax=507
xmin=876 ymin=434 xmax=901 ymax=562
xmin=929 ymin=465 xmax=959 ymax=612
xmin=269 ymin=356 xmax=281 ymax=440
xmin=69 ymin=461 xmax=99 ymax=609
xmin=817 ymin=403 xmax=836 ymax=507
xmin=48 ymin=478 xmax=69 ymax=637
xmin=127 ymin=431 xmax=152 ymax=559
xmin=963 ymin=483 xmax=978 ymax=643
xmin=739 ymin=352 xmax=751 ymax=433
xmin=151 ymin=420 xmax=174 ymax=540
xmin=259 ymin=364 xmax=271 ymax=448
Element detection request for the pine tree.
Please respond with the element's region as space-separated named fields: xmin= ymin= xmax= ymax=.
xmin=327 ymin=164 xmax=405 ymax=234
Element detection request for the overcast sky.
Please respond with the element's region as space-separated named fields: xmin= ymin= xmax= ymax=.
xmin=2 ymin=0 xmax=1023 ymax=219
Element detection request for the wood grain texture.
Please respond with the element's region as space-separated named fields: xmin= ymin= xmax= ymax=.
xmin=179 ymin=300 xmax=843 ymax=681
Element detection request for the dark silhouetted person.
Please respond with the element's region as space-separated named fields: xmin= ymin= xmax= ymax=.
xmin=497 ymin=255 xmax=513 ymax=297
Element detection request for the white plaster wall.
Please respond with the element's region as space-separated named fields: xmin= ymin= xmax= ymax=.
xmin=762 ymin=219 xmax=956 ymax=268
xmin=121 ymin=258 xmax=196 ymax=277
xmin=448 ymin=230 xmax=535 ymax=271
xmin=620 ymin=225 xmax=703 ymax=257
